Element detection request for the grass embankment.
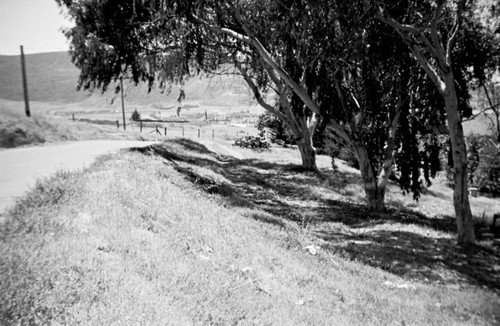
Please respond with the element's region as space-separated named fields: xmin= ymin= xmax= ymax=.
xmin=0 ymin=101 xmax=162 ymax=148
xmin=1 ymin=139 xmax=500 ymax=325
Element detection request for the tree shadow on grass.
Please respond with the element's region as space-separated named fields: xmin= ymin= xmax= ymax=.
xmin=130 ymin=140 xmax=500 ymax=291
xmin=317 ymin=228 xmax=500 ymax=291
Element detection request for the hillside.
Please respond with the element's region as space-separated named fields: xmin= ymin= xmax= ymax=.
xmin=0 ymin=100 xmax=163 ymax=148
xmin=0 ymin=51 xmax=493 ymax=136
xmin=1 ymin=138 xmax=499 ymax=325
xmin=0 ymin=52 xmax=87 ymax=103
xmin=0 ymin=51 xmax=261 ymax=109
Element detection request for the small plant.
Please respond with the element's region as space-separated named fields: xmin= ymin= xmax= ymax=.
xmin=131 ymin=109 xmax=141 ymax=121
xmin=233 ymin=134 xmax=270 ymax=150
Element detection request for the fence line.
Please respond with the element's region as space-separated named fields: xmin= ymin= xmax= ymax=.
xmin=69 ymin=114 xmax=259 ymax=141
xmin=129 ymin=121 xmax=257 ymax=141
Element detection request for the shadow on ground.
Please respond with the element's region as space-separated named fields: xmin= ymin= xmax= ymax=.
xmin=130 ymin=139 xmax=500 ymax=291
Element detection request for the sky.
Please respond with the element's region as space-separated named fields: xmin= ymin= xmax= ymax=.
xmin=0 ymin=0 xmax=73 ymax=55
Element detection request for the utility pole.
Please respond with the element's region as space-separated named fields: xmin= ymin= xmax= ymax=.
xmin=120 ymin=77 xmax=126 ymax=130
xmin=20 ymin=45 xmax=30 ymax=117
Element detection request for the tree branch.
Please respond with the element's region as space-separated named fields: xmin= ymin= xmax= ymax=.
xmin=195 ymin=13 xmax=325 ymax=117
xmin=446 ymin=0 xmax=467 ymax=63
xmin=430 ymin=1 xmax=449 ymax=71
xmin=236 ymin=64 xmax=288 ymax=123
xmin=409 ymin=44 xmax=446 ymax=94
xmin=375 ymin=10 xmax=440 ymax=60
xmin=378 ymin=95 xmax=404 ymax=189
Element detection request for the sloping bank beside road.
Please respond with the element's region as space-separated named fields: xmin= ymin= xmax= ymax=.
xmin=0 ymin=140 xmax=157 ymax=213
xmin=0 ymin=142 xmax=498 ymax=325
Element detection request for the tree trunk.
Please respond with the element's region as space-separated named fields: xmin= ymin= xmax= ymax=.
xmin=297 ymin=137 xmax=317 ymax=171
xmin=296 ymin=114 xmax=318 ymax=171
xmin=365 ymin=183 xmax=387 ymax=212
xmin=444 ymin=73 xmax=476 ymax=244
xmin=355 ymin=143 xmax=387 ymax=212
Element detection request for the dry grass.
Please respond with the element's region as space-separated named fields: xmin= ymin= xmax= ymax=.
xmin=0 ymin=100 xmax=163 ymax=148
xmin=139 ymin=139 xmax=500 ymax=290
xmin=2 ymin=139 xmax=499 ymax=325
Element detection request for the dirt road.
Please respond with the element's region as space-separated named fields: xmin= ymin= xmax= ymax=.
xmin=0 ymin=140 xmax=156 ymax=214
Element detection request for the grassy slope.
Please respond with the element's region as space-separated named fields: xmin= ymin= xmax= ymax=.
xmin=1 ymin=139 xmax=499 ymax=325
xmin=0 ymin=100 xmax=165 ymax=148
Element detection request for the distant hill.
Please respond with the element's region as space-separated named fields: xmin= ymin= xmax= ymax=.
xmin=2 ymin=51 xmax=491 ymax=136
xmin=0 ymin=51 xmax=87 ymax=103
xmin=0 ymin=51 xmax=259 ymax=109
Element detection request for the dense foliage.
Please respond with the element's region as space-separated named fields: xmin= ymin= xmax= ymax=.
xmin=256 ymin=112 xmax=292 ymax=144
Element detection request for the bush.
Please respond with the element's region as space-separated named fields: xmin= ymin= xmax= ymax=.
xmin=233 ymin=134 xmax=270 ymax=150
xmin=473 ymin=136 xmax=500 ymax=196
xmin=446 ymin=134 xmax=500 ymax=196
xmin=256 ymin=112 xmax=293 ymax=143
xmin=0 ymin=127 xmax=45 ymax=148
xmin=131 ymin=109 xmax=141 ymax=121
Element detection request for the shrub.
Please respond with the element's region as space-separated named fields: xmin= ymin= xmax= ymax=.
xmin=256 ymin=112 xmax=293 ymax=143
xmin=446 ymin=134 xmax=500 ymax=196
xmin=0 ymin=127 xmax=45 ymax=148
xmin=131 ymin=109 xmax=141 ymax=121
xmin=233 ymin=134 xmax=270 ymax=150
xmin=474 ymin=137 xmax=500 ymax=196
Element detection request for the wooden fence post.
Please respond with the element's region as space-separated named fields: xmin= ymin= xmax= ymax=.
xmin=212 ymin=129 xmax=214 ymax=139
xmin=116 ymin=120 xmax=119 ymax=129
xmin=140 ymin=121 xmax=143 ymax=132
xmin=164 ymin=127 xmax=167 ymax=136
xmin=182 ymin=127 xmax=184 ymax=137
xmin=198 ymin=129 xmax=200 ymax=138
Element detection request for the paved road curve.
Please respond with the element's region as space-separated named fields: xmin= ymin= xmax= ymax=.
xmin=0 ymin=140 xmax=156 ymax=214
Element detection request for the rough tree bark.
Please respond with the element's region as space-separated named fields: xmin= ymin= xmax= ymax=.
xmin=296 ymin=113 xmax=318 ymax=171
xmin=444 ymin=73 xmax=476 ymax=243
xmin=355 ymin=144 xmax=387 ymax=211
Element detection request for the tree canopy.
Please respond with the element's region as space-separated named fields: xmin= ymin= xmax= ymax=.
xmin=57 ymin=0 xmax=499 ymax=241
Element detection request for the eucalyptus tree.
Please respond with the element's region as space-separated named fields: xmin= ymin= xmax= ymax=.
xmin=230 ymin=43 xmax=320 ymax=171
xmin=374 ymin=0 xmax=498 ymax=244
xmin=56 ymin=0 xmax=323 ymax=170
xmin=207 ymin=0 xmax=417 ymax=210
xmin=57 ymin=0 xmax=480 ymax=213
xmin=55 ymin=0 xmax=422 ymax=211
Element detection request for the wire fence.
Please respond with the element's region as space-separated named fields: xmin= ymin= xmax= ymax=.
xmin=127 ymin=121 xmax=259 ymax=140
xmin=128 ymin=120 xmax=260 ymax=141
xmin=70 ymin=114 xmax=262 ymax=141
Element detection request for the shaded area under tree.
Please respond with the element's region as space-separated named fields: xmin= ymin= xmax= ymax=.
xmin=130 ymin=139 xmax=500 ymax=292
